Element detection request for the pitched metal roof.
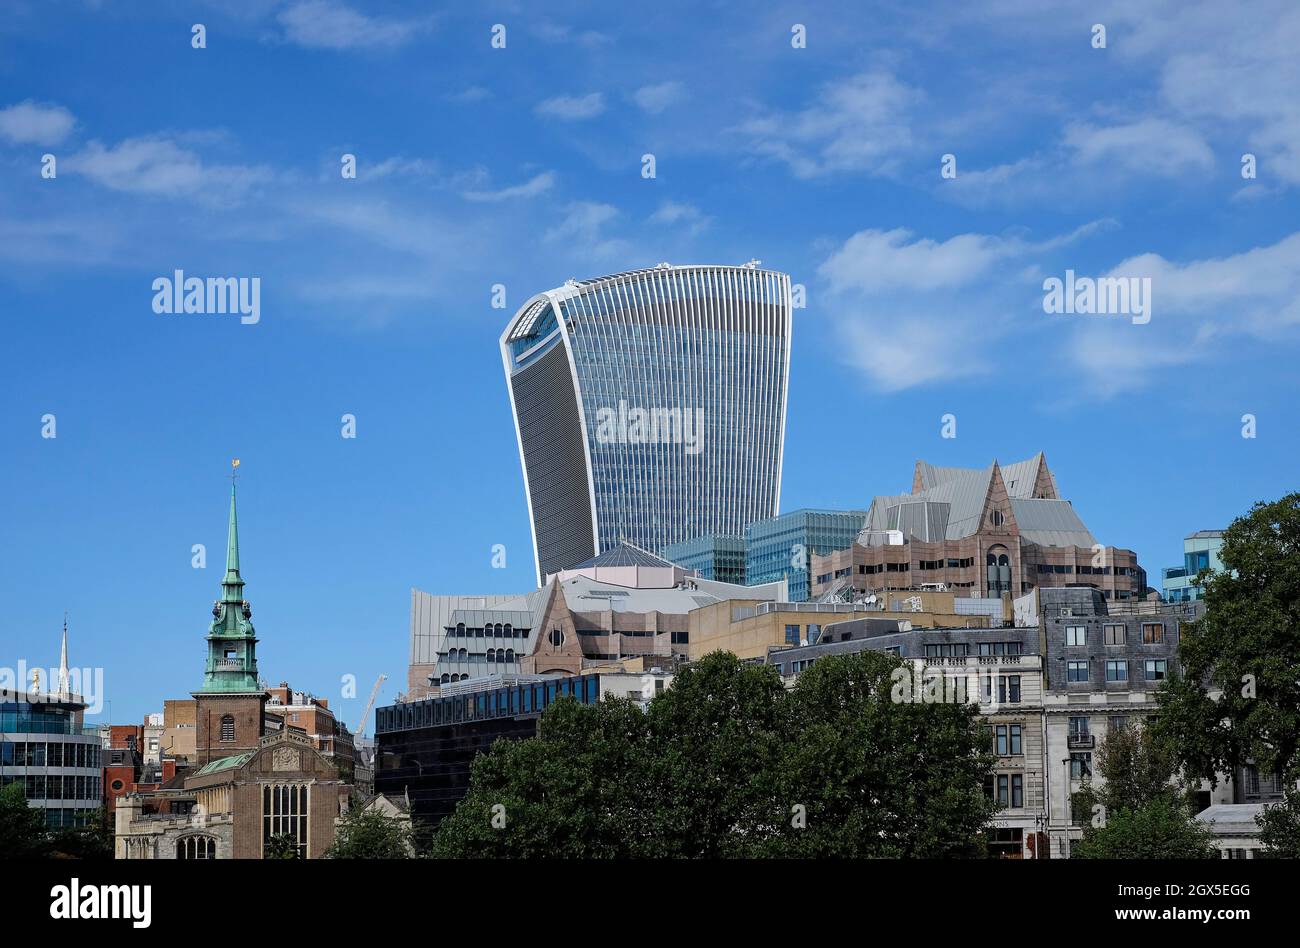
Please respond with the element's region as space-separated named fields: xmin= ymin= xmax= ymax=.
xmin=571 ymin=542 xmax=678 ymax=570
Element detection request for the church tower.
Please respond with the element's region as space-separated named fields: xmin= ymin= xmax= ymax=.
xmin=193 ymin=462 xmax=268 ymax=766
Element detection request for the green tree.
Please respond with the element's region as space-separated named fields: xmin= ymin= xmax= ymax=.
xmin=764 ymin=649 xmax=997 ymax=857
xmin=645 ymin=651 xmax=790 ymax=857
xmin=1155 ymin=493 xmax=1300 ymax=786
xmin=264 ymin=832 xmax=301 ymax=859
xmin=428 ymin=694 xmax=659 ymax=858
xmin=328 ymin=806 xmax=413 ymax=859
xmin=1256 ymin=786 xmax=1300 ymax=858
xmin=47 ymin=808 xmax=114 ymax=860
xmin=0 ymin=782 xmax=49 ymax=859
xmin=1072 ymin=797 xmax=1218 ymax=859
xmin=1073 ymin=723 xmax=1215 ymax=859
xmin=429 ymin=650 xmax=999 ymax=858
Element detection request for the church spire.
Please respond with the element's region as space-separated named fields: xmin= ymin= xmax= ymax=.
xmin=198 ymin=460 xmax=261 ymax=694
xmin=221 ymin=460 xmax=244 ymax=603
xmin=58 ymin=613 xmax=70 ymax=697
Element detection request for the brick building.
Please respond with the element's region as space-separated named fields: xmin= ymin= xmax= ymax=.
xmin=810 ymin=454 xmax=1147 ymax=603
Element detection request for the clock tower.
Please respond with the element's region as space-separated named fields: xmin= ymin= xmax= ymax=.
xmin=193 ymin=465 xmax=268 ymax=766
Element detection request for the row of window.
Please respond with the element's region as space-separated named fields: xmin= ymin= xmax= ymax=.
xmin=1068 ymin=715 xmax=1131 ymax=738
xmin=1066 ymin=659 xmax=1168 ymax=682
xmin=922 ymin=642 xmax=1024 ymax=657
xmin=377 ymin=676 xmax=603 ymax=734
xmin=1064 ymin=623 xmax=1167 ymax=646
xmin=0 ymin=705 xmax=82 ymax=735
xmin=985 ymin=773 xmax=1025 ymax=808
xmin=982 ymin=723 xmax=1024 ymax=756
xmin=448 ymin=623 xmax=529 ymax=639
xmin=0 ymin=740 xmax=101 ymax=768
xmin=438 ymin=648 xmax=519 ymax=665
xmin=0 ymin=773 xmax=102 ymax=801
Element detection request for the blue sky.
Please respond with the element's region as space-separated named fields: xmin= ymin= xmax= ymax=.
xmin=3 ymin=0 xmax=1298 ymax=727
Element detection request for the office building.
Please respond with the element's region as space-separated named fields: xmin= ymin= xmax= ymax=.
xmin=405 ymin=543 xmax=786 ymax=699
xmin=1162 ymin=530 xmax=1225 ymax=601
xmin=745 ymin=508 xmax=871 ymax=601
xmin=0 ymin=629 xmax=103 ymax=830
xmin=810 ymin=454 xmax=1147 ymax=602
xmin=688 ymin=589 xmax=1004 ymax=663
xmin=375 ymin=670 xmax=671 ymax=825
xmin=501 ymin=263 xmax=793 ymax=583
xmin=660 ymin=534 xmax=746 ymax=584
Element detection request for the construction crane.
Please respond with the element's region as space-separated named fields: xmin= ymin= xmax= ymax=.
xmin=353 ymin=674 xmax=387 ymax=739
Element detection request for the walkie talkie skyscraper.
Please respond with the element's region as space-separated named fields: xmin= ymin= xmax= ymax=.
xmin=501 ymin=263 xmax=793 ymax=584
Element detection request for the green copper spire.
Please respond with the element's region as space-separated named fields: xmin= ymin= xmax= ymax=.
xmin=222 ymin=482 xmax=244 ymax=602
xmin=198 ymin=462 xmax=262 ymax=694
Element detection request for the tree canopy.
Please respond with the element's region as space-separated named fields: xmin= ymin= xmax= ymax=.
xmin=429 ymin=650 xmax=997 ymax=858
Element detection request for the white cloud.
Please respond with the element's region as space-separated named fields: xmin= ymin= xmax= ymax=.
xmin=648 ymin=201 xmax=710 ymax=236
xmin=277 ymin=0 xmax=426 ymax=50
xmin=734 ymin=70 xmax=921 ymax=178
xmin=463 ymin=171 xmax=556 ymax=202
xmin=535 ymin=93 xmax=606 ymax=121
xmin=820 ymin=228 xmax=1013 ymax=294
xmin=1064 ymin=118 xmax=1215 ymax=176
xmin=544 ymin=201 xmax=629 ymax=260
xmin=634 ymin=81 xmax=685 ymax=114
xmin=66 ymin=136 xmax=270 ymax=199
xmin=0 ymin=100 xmax=75 ymax=145
xmin=447 ymin=86 xmax=490 ymax=104
xmin=533 ymin=22 xmax=611 ymax=48
xmin=1066 ymin=232 xmax=1300 ymax=394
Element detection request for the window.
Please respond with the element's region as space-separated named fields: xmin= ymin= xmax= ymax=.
xmin=1069 ymin=716 xmax=1089 ymax=739
xmin=997 ymin=676 xmax=1021 ymax=703
xmin=219 ymin=714 xmax=235 ymax=743
xmin=1106 ymin=659 xmax=1128 ymax=682
xmin=1144 ymin=659 xmax=1168 ymax=681
xmin=548 ymin=628 xmax=564 ymax=647
xmin=990 ymin=510 xmax=1005 ymax=527
xmin=1142 ymin=622 xmax=1164 ymax=643
xmin=177 ymin=835 xmax=216 ymax=859
xmin=1067 ymin=661 xmax=1088 ymax=682
xmin=1066 ymin=625 xmax=1086 ymax=646
xmin=1103 ymin=624 xmax=1126 ymax=645
xmin=996 ymin=774 xmax=1010 ymax=805
xmin=995 ymin=725 xmax=1009 ymax=755
xmin=1108 ymin=715 xmax=1128 ymax=734
xmin=486 ymin=649 xmax=496 ymax=663
xmin=785 ymin=624 xmax=800 ymax=645
xmin=1009 ymin=724 xmax=1022 ymax=755
xmin=263 ymin=784 xmax=308 ymax=859
xmin=455 ymin=622 xmax=465 ymax=636
xmin=1011 ymin=774 xmax=1024 ymax=808
xmin=1070 ymin=752 xmax=1092 ymax=779
xmin=807 ymin=624 xmax=821 ymax=644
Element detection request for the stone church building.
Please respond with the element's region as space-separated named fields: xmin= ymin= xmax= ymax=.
xmin=116 ymin=475 xmax=347 ymax=859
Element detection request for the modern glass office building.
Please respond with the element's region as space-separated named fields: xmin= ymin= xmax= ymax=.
xmin=1162 ymin=530 xmax=1225 ymax=601
xmin=501 ymin=263 xmax=793 ymax=584
xmin=745 ymin=509 xmax=870 ymax=602
xmin=661 ymin=534 xmax=747 ymax=585
xmin=1 ymin=692 xmax=103 ymax=828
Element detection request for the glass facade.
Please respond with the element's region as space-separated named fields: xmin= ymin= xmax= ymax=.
xmin=660 ymin=533 xmax=746 ymax=584
xmin=745 ymin=509 xmax=869 ymax=602
xmin=503 ymin=265 xmax=792 ymax=583
xmin=1162 ymin=531 xmax=1224 ymax=602
xmin=374 ymin=675 xmax=603 ymax=825
xmin=1 ymin=699 xmax=103 ymax=828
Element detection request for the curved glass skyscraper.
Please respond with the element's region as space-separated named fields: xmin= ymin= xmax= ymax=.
xmin=501 ymin=263 xmax=792 ymax=584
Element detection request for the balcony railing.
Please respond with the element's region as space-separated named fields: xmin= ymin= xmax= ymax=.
xmin=1068 ymin=734 xmax=1095 ymax=749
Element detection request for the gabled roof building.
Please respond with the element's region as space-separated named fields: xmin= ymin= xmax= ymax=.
xmin=810 ymin=454 xmax=1147 ymax=603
